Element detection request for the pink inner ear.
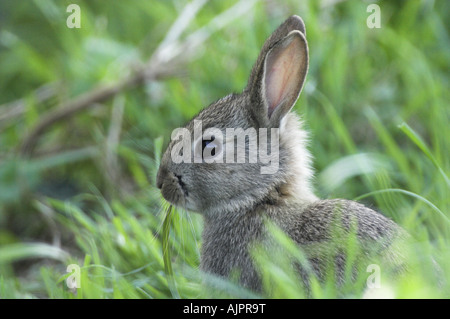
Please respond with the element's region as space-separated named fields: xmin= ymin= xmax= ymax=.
xmin=265 ymin=37 xmax=304 ymax=117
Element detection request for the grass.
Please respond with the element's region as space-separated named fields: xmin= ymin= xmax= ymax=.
xmin=0 ymin=0 xmax=448 ymax=298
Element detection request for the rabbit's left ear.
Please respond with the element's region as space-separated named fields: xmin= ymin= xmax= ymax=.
xmin=263 ymin=31 xmax=308 ymax=126
xmin=247 ymin=17 xmax=309 ymax=128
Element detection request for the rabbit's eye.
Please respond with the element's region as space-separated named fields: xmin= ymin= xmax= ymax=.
xmin=202 ymin=135 xmax=216 ymax=157
xmin=194 ymin=131 xmax=223 ymax=163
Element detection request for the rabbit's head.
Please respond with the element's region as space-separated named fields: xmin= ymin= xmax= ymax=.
xmin=157 ymin=16 xmax=317 ymax=216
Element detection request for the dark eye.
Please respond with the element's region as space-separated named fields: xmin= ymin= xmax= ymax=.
xmin=202 ymin=135 xmax=216 ymax=157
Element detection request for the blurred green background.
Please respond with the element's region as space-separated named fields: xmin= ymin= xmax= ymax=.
xmin=0 ymin=0 xmax=448 ymax=298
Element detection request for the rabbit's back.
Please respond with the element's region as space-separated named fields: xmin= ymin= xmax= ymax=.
xmin=284 ymin=199 xmax=407 ymax=278
xmin=201 ymin=198 xmax=407 ymax=292
xmin=284 ymin=199 xmax=402 ymax=244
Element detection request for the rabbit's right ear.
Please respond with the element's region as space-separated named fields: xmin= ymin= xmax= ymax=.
xmin=246 ymin=16 xmax=308 ymax=128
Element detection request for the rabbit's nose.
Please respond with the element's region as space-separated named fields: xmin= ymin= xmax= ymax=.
xmin=156 ymin=166 xmax=167 ymax=189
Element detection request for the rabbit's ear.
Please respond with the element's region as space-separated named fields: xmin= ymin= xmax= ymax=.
xmin=246 ymin=16 xmax=308 ymax=127
xmin=263 ymin=30 xmax=308 ymax=125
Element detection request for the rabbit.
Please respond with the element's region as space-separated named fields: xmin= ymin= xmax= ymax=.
xmin=156 ymin=15 xmax=408 ymax=293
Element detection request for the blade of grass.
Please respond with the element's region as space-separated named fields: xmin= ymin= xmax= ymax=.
xmin=0 ymin=243 xmax=69 ymax=264
xmin=162 ymin=205 xmax=180 ymax=299
xmin=354 ymin=188 xmax=449 ymax=224
xmin=398 ymin=122 xmax=449 ymax=187
xmin=314 ymin=90 xmax=357 ymax=154
xmin=364 ymin=107 xmax=411 ymax=179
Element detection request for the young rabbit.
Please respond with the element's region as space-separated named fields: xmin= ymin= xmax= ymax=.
xmin=157 ymin=15 xmax=407 ymax=292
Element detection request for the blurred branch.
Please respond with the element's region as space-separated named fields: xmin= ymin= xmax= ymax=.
xmin=19 ymin=72 xmax=150 ymax=156
xmin=19 ymin=0 xmax=257 ymax=157
xmin=0 ymin=83 xmax=58 ymax=130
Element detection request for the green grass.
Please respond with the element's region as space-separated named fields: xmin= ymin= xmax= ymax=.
xmin=0 ymin=0 xmax=449 ymax=298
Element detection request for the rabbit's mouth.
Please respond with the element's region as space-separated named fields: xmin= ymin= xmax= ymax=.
xmin=157 ymin=168 xmax=189 ymax=207
xmin=174 ymin=174 xmax=189 ymax=197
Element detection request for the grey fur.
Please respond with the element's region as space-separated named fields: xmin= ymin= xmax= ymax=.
xmin=157 ymin=15 xmax=408 ymax=293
